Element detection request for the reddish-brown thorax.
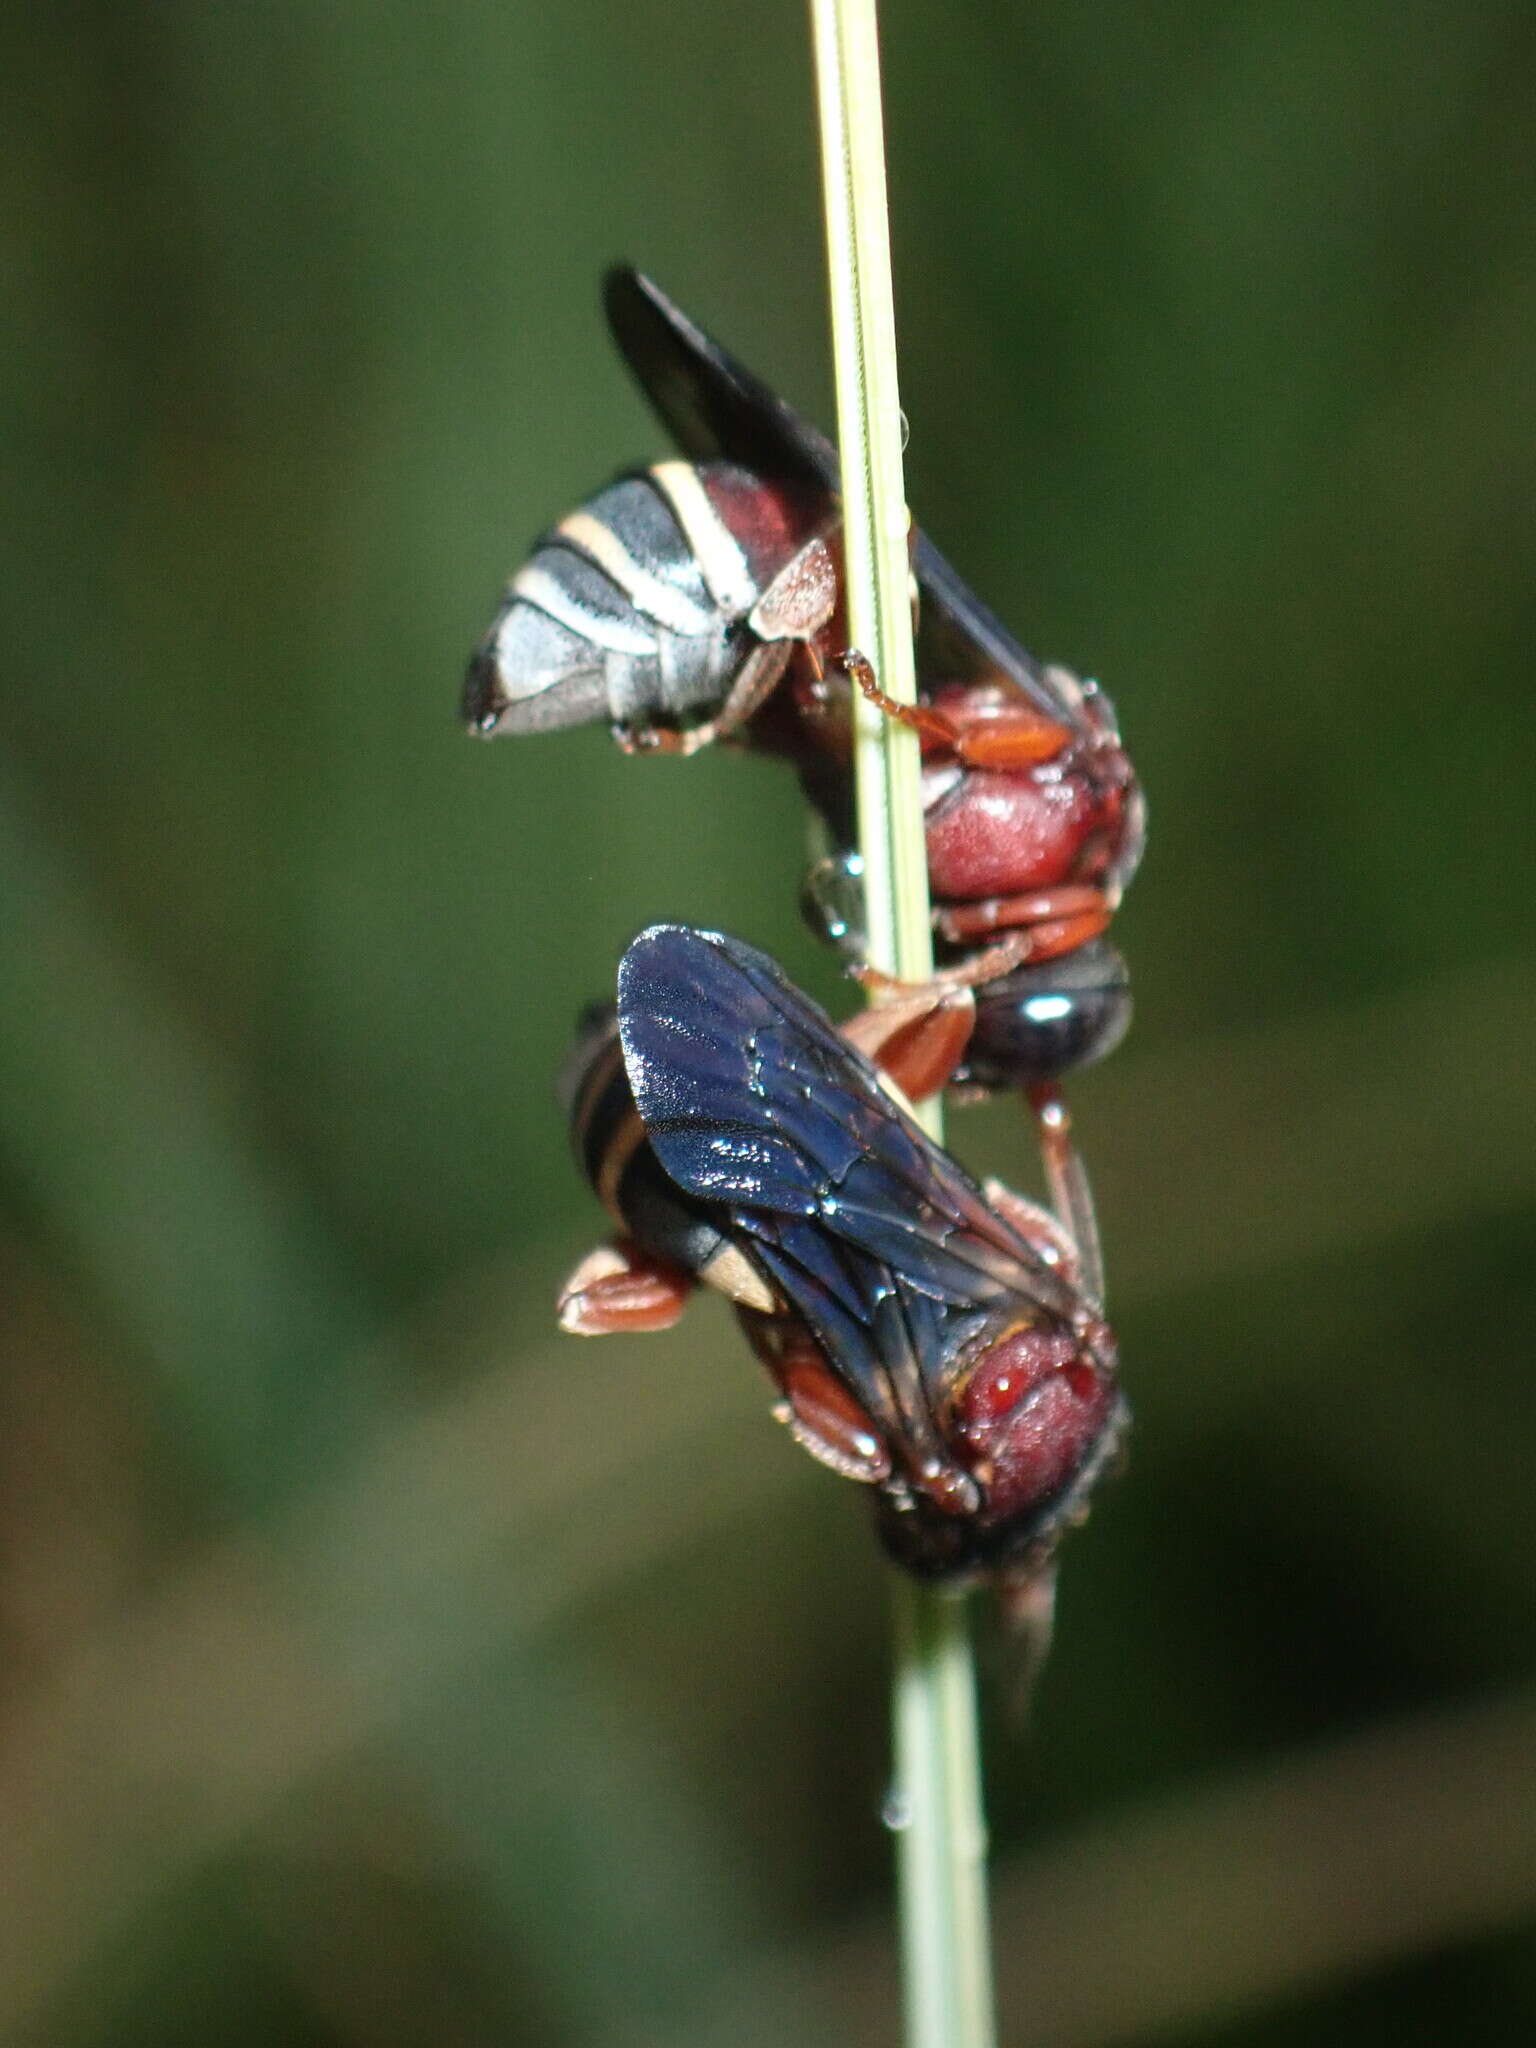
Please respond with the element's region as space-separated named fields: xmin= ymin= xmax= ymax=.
xmin=918 ymin=683 xmax=1128 ymax=907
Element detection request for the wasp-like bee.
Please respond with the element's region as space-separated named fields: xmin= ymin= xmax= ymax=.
xmin=559 ymin=924 xmax=1126 ymax=1595
xmin=465 ymin=269 xmax=1144 ymax=1105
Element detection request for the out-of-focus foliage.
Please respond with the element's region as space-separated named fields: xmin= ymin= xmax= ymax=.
xmin=3 ymin=2 xmax=1535 ymax=2042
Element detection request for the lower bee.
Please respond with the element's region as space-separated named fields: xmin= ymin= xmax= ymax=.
xmin=558 ymin=924 xmax=1126 ymax=1596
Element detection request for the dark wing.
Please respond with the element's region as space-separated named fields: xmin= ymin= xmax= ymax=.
xmin=603 ymin=265 xmax=1070 ymax=723
xmin=604 ymin=266 xmax=837 ymax=498
xmin=617 ymin=925 xmax=1081 ymax=1454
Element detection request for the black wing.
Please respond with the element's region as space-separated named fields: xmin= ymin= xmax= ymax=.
xmin=603 ymin=265 xmax=1070 ymax=723
xmin=617 ymin=925 xmax=1081 ymax=1462
xmin=603 ymin=266 xmax=838 ymax=498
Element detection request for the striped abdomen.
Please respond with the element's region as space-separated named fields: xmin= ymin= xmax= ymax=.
xmin=465 ymin=461 xmax=825 ymax=739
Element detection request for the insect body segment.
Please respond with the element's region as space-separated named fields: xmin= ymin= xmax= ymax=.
xmin=465 ymin=462 xmax=837 ymax=753
xmin=817 ymin=654 xmax=1141 ymax=1097
xmin=560 ymin=925 xmax=1126 ymax=1588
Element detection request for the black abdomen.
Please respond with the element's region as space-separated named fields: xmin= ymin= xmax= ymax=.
xmin=561 ymin=1003 xmax=738 ymax=1282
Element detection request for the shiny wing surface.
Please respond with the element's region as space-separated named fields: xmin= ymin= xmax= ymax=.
xmin=617 ymin=924 xmax=1078 ymax=1330
xmin=603 ymin=266 xmax=1072 ymax=724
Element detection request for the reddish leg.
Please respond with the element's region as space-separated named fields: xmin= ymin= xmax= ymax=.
xmin=558 ymin=1239 xmax=695 ymax=1335
xmin=847 ymin=884 xmax=1109 ymax=1022
xmin=952 ymin=717 xmax=1076 ymax=770
xmin=1026 ymin=1084 xmax=1104 ymax=1304
xmin=840 ymin=649 xmax=1074 ymax=767
xmin=839 ymin=983 xmax=977 ymax=1104
xmin=980 ymin=1175 xmax=1081 ymax=1285
xmin=851 ymin=924 xmax=1055 ymax=1022
xmin=738 ymin=1313 xmax=893 ymax=1484
xmin=838 ymin=647 xmax=959 ymax=750
xmin=935 ymin=885 xmax=1110 ymax=959
xmin=840 ymin=907 xmax=1111 ymax=1106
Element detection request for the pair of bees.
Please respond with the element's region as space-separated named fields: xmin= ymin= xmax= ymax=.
xmin=467 ymin=270 xmax=1143 ymax=1603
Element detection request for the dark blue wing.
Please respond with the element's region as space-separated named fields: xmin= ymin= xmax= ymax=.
xmin=617 ymin=925 xmax=1080 ymax=1335
xmin=617 ymin=925 xmax=1086 ymax=1470
xmin=603 ymin=266 xmax=1074 ymax=725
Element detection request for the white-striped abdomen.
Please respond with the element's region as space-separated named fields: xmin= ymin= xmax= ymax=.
xmin=464 ymin=464 xmax=773 ymax=737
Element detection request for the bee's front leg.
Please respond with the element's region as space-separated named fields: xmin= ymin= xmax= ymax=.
xmin=558 ymin=1239 xmax=695 ymax=1334
xmin=838 ymin=982 xmax=978 ymax=1105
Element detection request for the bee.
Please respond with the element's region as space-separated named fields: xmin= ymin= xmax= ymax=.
xmin=558 ymin=924 xmax=1126 ymax=1599
xmin=465 ymin=268 xmax=1143 ymax=1107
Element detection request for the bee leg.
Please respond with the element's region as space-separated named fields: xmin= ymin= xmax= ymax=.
xmin=837 ymin=648 xmax=955 ymax=749
xmin=842 ymin=889 xmax=1107 ymax=1077
xmin=736 ymin=1310 xmax=893 ymax=1484
xmin=749 ymin=534 xmax=838 ymax=645
xmin=622 ymin=638 xmax=797 ymax=757
xmin=840 ymin=648 xmax=1080 ymax=769
xmin=557 ymin=1239 xmax=695 ymax=1335
xmin=612 ymin=540 xmax=833 ymax=755
xmin=840 ymin=908 xmax=1108 ymax=1106
xmin=690 ymin=638 xmax=796 ymax=749
xmin=839 ymin=983 xmax=977 ymax=1104
xmin=949 ymin=711 xmax=1076 ymax=770
xmin=934 ymin=884 xmax=1111 ymax=959
xmin=979 ymin=1176 xmax=1083 ymax=1289
xmin=855 ymin=926 xmax=1044 ymax=1003
xmin=1025 ymin=1083 xmax=1105 ymax=1304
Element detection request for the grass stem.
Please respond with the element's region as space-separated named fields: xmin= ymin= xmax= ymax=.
xmin=809 ymin=4 xmax=997 ymax=2043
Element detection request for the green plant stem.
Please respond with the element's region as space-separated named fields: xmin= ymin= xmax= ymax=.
xmin=808 ymin=0 xmax=930 ymax=995
xmin=809 ymin=4 xmax=997 ymax=2045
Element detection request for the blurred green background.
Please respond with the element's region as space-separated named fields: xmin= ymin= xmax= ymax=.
xmin=4 ymin=2 xmax=1535 ymax=2042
